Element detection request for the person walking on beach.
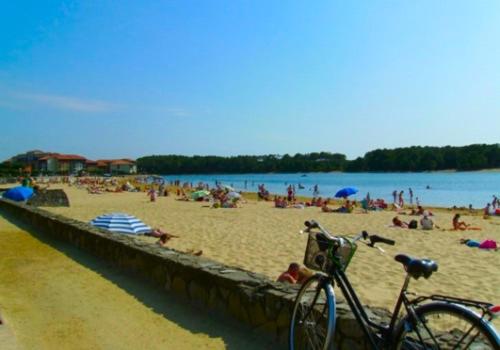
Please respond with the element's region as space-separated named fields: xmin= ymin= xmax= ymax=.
xmin=409 ymin=188 xmax=413 ymax=205
xmin=398 ymin=191 xmax=404 ymax=207
xmin=392 ymin=190 xmax=397 ymax=203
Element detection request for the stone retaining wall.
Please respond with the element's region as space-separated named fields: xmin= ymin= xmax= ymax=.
xmin=0 ymin=198 xmax=384 ymax=349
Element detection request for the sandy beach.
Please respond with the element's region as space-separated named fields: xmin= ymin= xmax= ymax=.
xmin=40 ymin=185 xmax=500 ymax=314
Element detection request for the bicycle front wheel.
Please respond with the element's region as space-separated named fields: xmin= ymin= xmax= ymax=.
xmin=289 ymin=274 xmax=335 ymax=350
xmin=394 ymin=302 xmax=499 ymax=350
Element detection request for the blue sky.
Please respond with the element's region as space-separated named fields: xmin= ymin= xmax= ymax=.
xmin=1 ymin=1 xmax=499 ymax=161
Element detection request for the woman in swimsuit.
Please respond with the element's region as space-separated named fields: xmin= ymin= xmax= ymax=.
xmin=453 ymin=214 xmax=469 ymax=230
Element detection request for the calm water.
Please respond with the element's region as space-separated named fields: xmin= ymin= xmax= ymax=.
xmin=162 ymin=172 xmax=499 ymax=208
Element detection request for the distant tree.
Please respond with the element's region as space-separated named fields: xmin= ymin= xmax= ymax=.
xmin=136 ymin=144 xmax=499 ymax=174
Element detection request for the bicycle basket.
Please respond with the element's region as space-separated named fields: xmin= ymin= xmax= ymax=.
xmin=303 ymin=232 xmax=357 ymax=272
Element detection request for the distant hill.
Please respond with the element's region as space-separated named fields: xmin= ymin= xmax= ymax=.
xmin=137 ymin=144 xmax=500 ymax=174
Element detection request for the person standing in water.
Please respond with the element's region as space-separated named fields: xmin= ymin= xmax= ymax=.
xmin=392 ymin=190 xmax=397 ymax=203
xmin=408 ymin=188 xmax=413 ymax=205
xmin=398 ymin=190 xmax=404 ymax=207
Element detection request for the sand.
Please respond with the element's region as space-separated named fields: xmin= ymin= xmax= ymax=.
xmin=0 ymin=215 xmax=275 ymax=350
xmin=43 ymin=185 xmax=499 ymax=313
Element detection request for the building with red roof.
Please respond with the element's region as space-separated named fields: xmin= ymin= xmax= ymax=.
xmin=38 ymin=154 xmax=87 ymax=174
xmin=96 ymin=159 xmax=137 ymax=174
xmin=7 ymin=150 xmax=136 ymax=174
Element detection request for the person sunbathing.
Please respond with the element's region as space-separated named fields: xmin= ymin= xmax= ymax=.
xmin=460 ymin=238 xmax=498 ymax=250
xmin=333 ymin=200 xmax=353 ymax=213
xmin=452 ymin=214 xmax=470 ymax=230
xmin=297 ymin=266 xmax=314 ymax=284
xmin=393 ymin=216 xmax=409 ymax=228
xmin=156 ymin=234 xmax=202 ymax=256
xmin=322 ymin=202 xmax=334 ymax=212
xmin=274 ymin=196 xmax=287 ymax=208
xmin=420 ymin=215 xmax=439 ymax=230
xmin=277 ymin=263 xmax=300 ymax=284
xmin=146 ymin=228 xmax=179 ymax=239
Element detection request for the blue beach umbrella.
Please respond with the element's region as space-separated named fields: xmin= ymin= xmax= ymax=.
xmin=335 ymin=187 xmax=358 ymax=198
xmin=90 ymin=213 xmax=151 ymax=235
xmin=2 ymin=186 xmax=34 ymax=201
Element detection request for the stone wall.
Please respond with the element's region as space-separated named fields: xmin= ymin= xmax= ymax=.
xmin=27 ymin=189 xmax=70 ymax=207
xmin=0 ymin=198 xmax=383 ymax=349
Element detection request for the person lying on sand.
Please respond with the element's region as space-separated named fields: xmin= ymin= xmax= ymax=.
xmin=460 ymin=238 xmax=497 ymax=250
xmin=393 ymin=216 xmax=409 ymax=228
xmin=145 ymin=228 xmax=179 ymax=239
xmin=155 ymin=234 xmax=203 ymax=256
xmin=410 ymin=206 xmax=432 ymax=216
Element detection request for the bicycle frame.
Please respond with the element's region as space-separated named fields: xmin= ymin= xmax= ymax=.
xmin=330 ymin=269 xmax=421 ymax=349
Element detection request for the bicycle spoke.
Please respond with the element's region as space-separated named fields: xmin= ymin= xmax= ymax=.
xmin=290 ymin=276 xmax=334 ymax=350
xmin=396 ymin=304 xmax=497 ymax=350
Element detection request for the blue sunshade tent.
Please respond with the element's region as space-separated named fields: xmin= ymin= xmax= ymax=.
xmin=90 ymin=213 xmax=151 ymax=235
xmin=2 ymin=186 xmax=34 ymax=201
xmin=335 ymin=187 xmax=358 ymax=198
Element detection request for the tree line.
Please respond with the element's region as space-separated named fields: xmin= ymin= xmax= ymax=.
xmin=137 ymin=144 xmax=499 ymax=174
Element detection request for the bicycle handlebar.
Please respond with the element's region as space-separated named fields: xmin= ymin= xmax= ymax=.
xmin=304 ymin=221 xmax=396 ymax=248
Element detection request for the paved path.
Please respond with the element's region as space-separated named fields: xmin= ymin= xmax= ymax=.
xmin=0 ymin=213 xmax=277 ymax=349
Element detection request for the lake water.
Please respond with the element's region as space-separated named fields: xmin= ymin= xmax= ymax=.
xmin=162 ymin=172 xmax=499 ymax=208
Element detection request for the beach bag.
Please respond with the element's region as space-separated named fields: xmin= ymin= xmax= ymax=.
xmin=408 ymin=220 xmax=418 ymax=229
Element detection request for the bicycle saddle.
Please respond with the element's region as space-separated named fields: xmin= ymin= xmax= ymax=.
xmin=395 ymin=254 xmax=438 ymax=279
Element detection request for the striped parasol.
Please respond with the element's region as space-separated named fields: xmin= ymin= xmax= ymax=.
xmin=90 ymin=213 xmax=151 ymax=235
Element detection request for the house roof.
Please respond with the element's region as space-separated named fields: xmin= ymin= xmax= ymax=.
xmin=110 ymin=160 xmax=135 ymax=165
xmin=96 ymin=159 xmax=136 ymax=165
xmin=39 ymin=154 xmax=86 ymax=161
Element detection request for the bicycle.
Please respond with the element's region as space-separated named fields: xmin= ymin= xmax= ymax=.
xmin=289 ymin=220 xmax=500 ymax=349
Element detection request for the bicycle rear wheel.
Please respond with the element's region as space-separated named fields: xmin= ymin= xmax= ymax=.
xmin=289 ymin=274 xmax=335 ymax=350
xmin=394 ymin=302 xmax=499 ymax=349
